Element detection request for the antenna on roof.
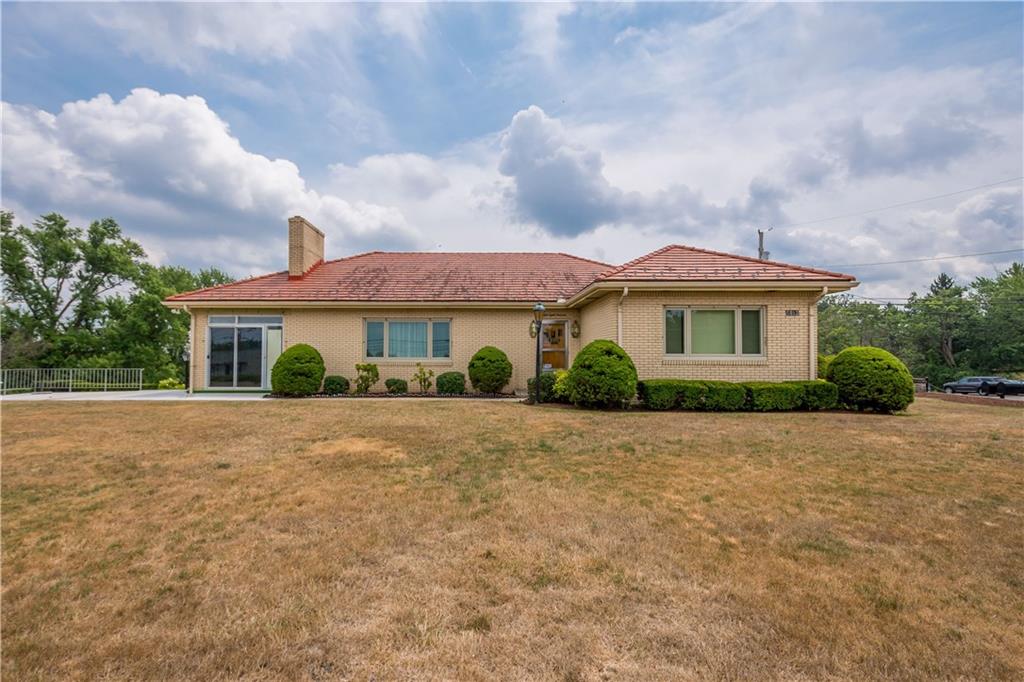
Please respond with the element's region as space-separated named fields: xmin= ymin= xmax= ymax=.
xmin=757 ymin=227 xmax=773 ymax=260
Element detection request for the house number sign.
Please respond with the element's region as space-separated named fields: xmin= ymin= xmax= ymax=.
xmin=785 ymin=309 xmax=800 ymax=317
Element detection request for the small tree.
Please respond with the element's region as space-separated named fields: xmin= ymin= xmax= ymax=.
xmin=354 ymin=363 xmax=380 ymax=393
xmin=412 ymin=362 xmax=434 ymax=393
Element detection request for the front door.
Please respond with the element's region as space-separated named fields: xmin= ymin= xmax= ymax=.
xmin=541 ymin=321 xmax=567 ymax=371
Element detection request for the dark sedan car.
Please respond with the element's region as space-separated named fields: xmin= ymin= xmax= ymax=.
xmin=942 ymin=376 xmax=1024 ymax=396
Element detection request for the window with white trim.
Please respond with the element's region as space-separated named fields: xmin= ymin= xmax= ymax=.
xmin=365 ymin=318 xmax=451 ymax=360
xmin=663 ymin=307 xmax=764 ymax=356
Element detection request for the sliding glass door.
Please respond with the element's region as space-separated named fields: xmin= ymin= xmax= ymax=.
xmin=206 ymin=316 xmax=283 ymax=389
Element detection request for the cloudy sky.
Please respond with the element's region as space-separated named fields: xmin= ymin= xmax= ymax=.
xmin=2 ymin=2 xmax=1022 ymax=298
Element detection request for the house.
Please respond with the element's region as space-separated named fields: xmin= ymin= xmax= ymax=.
xmin=164 ymin=216 xmax=858 ymax=393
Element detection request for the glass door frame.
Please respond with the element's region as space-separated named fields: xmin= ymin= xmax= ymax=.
xmin=540 ymin=319 xmax=568 ymax=372
xmin=206 ymin=316 xmax=284 ymax=389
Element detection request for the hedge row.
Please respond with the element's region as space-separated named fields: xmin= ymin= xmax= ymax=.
xmin=638 ymin=378 xmax=838 ymax=411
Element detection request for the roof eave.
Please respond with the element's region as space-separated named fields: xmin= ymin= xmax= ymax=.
xmin=565 ymin=278 xmax=859 ymax=307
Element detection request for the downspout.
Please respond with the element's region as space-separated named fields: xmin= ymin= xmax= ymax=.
xmin=810 ymin=287 xmax=828 ymax=379
xmin=617 ymin=287 xmax=629 ymax=347
xmin=183 ymin=304 xmax=194 ymax=395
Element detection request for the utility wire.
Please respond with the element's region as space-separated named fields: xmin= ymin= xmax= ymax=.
xmin=823 ymin=248 xmax=1023 ymax=269
xmin=778 ymin=176 xmax=1024 ymax=229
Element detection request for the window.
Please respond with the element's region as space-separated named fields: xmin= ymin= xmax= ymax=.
xmin=663 ymin=307 xmax=764 ymax=357
xmin=432 ymin=321 xmax=450 ymax=358
xmin=691 ymin=310 xmax=735 ymax=354
xmin=365 ymin=318 xmax=451 ymax=360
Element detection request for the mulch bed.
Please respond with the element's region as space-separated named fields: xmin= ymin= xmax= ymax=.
xmin=919 ymin=392 xmax=1024 ymax=408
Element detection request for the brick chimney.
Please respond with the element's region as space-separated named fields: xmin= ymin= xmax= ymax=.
xmin=287 ymin=216 xmax=325 ymax=278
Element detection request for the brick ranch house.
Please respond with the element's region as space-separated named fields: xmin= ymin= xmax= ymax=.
xmin=164 ymin=216 xmax=858 ymax=393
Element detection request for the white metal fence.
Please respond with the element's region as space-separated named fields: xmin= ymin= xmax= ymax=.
xmin=0 ymin=368 xmax=144 ymax=395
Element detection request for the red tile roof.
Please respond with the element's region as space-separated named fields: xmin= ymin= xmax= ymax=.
xmin=165 ymin=251 xmax=612 ymax=303
xmin=596 ymin=245 xmax=856 ymax=283
xmin=165 ymin=245 xmax=855 ymax=304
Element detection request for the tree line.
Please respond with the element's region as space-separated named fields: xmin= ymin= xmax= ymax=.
xmin=2 ymin=212 xmax=233 ymax=385
xmin=818 ymin=265 xmax=1024 ymax=386
xmin=4 ymin=210 xmax=1021 ymax=389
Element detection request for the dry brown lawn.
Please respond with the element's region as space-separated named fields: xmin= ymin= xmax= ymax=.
xmin=2 ymin=398 xmax=1022 ymax=680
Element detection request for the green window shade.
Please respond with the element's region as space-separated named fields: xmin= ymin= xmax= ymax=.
xmin=741 ymin=310 xmax=762 ymax=354
xmin=366 ymin=321 xmax=384 ymax=357
xmin=665 ymin=309 xmax=684 ymax=354
xmin=432 ymin=321 xmax=450 ymax=358
xmin=691 ymin=310 xmax=735 ymax=354
xmin=388 ymin=321 xmax=428 ymax=357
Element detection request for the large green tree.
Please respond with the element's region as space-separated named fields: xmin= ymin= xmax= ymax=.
xmin=818 ymin=265 xmax=1022 ymax=385
xmin=2 ymin=211 xmax=231 ymax=382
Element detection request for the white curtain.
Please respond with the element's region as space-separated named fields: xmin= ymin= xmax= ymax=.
xmin=389 ymin=321 xmax=428 ymax=357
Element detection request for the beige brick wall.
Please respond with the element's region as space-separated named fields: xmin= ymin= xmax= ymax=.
xmin=188 ymin=290 xmax=819 ymax=390
xmin=615 ymin=290 xmax=819 ymax=382
xmin=579 ymin=293 xmax=618 ymax=346
xmin=190 ymin=306 xmax=581 ymax=392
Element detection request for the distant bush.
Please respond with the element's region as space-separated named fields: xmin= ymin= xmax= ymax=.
xmin=827 ymin=346 xmax=914 ymax=413
xmin=157 ymin=377 xmax=185 ymax=390
xmin=271 ymin=344 xmax=325 ymax=396
xmin=786 ymin=379 xmax=839 ymax=410
xmin=468 ymin=346 xmax=513 ymax=393
xmin=385 ymin=378 xmax=408 ymax=394
xmin=743 ymin=382 xmax=804 ymax=411
xmin=437 ymin=371 xmax=466 ymax=395
xmin=565 ymin=340 xmax=637 ymax=408
xmin=412 ymin=363 xmax=434 ymax=393
xmin=323 ymin=375 xmax=350 ymax=395
xmin=818 ymin=354 xmax=836 ymax=379
xmin=354 ymin=363 xmax=380 ymax=394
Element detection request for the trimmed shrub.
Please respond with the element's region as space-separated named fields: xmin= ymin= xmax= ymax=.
xmin=271 ymin=344 xmax=325 ymax=396
xmin=437 ymin=371 xmax=466 ymax=395
xmin=703 ymin=381 xmax=746 ymax=411
xmin=565 ymin=340 xmax=638 ymax=408
xmin=468 ymin=346 xmax=513 ymax=393
xmin=786 ymin=379 xmax=839 ymax=410
xmin=827 ymin=346 xmax=914 ymax=413
xmin=354 ymin=363 xmax=380 ymax=393
xmin=323 ymin=375 xmax=350 ymax=395
xmin=744 ymin=382 xmax=803 ymax=411
xmin=818 ymin=354 xmax=836 ymax=379
xmin=527 ymin=372 xmax=557 ymax=403
xmin=637 ymin=379 xmax=682 ymax=410
xmin=385 ymin=378 xmax=408 ymax=394
xmin=157 ymin=377 xmax=185 ymax=390
xmin=552 ymin=369 xmax=570 ymax=401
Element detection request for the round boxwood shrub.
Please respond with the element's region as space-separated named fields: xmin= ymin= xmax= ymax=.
xmin=818 ymin=354 xmax=836 ymax=379
xmin=565 ymin=340 xmax=638 ymax=408
xmin=385 ymin=378 xmax=408 ymax=394
xmin=436 ymin=371 xmax=466 ymax=395
xmin=827 ymin=346 xmax=914 ymax=413
xmin=323 ymin=375 xmax=350 ymax=395
xmin=467 ymin=346 xmax=513 ymax=393
xmin=271 ymin=344 xmax=325 ymax=396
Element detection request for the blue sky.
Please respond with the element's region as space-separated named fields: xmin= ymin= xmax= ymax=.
xmin=3 ymin=2 xmax=1022 ymax=298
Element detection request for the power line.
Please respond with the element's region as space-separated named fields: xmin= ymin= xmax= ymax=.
xmin=823 ymin=248 xmax=1023 ymax=269
xmin=778 ymin=176 xmax=1024 ymax=229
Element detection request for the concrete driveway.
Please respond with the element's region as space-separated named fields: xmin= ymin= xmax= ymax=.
xmin=1 ymin=390 xmax=269 ymax=401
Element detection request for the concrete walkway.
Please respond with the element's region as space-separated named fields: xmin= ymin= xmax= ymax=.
xmin=1 ymin=390 xmax=267 ymax=401
xmin=2 ymin=390 xmax=523 ymax=402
